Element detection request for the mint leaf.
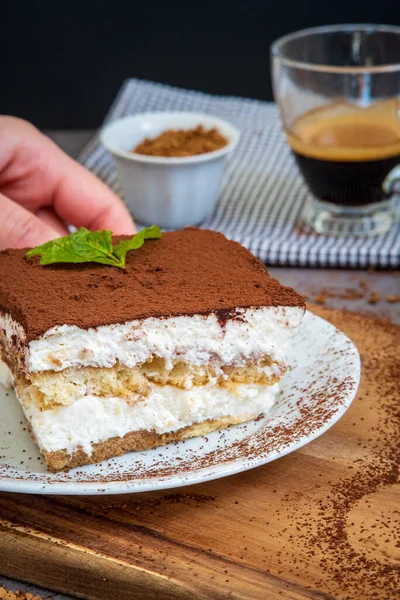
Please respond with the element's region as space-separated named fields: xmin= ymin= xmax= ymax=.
xmin=26 ymin=228 xmax=121 ymax=267
xmin=26 ymin=235 xmax=75 ymax=261
xmin=113 ymin=225 xmax=162 ymax=267
xmin=26 ymin=226 xmax=161 ymax=268
xmin=69 ymin=228 xmax=121 ymax=266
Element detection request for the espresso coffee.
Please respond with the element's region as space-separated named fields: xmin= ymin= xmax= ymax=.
xmin=286 ymin=102 xmax=400 ymax=207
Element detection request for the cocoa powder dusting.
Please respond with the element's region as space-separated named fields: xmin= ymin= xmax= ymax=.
xmin=0 ymin=228 xmax=304 ymax=340
xmin=133 ymin=125 xmax=228 ymax=157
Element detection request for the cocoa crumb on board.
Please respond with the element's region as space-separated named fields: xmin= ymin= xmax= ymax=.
xmin=313 ymin=286 xmax=368 ymax=305
xmin=310 ymin=271 xmax=399 ymax=308
xmin=314 ymin=293 xmax=327 ymax=305
xmin=314 ymin=287 xmax=367 ymax=305
xmin=0 ymin=588 xmax=44 ymax=600
xmin=367 ymin=291 xmax=381 ymax=304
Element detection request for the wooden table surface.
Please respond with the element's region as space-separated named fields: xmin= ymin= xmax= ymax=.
xmin=1 ymin=131 xmax=399 ymax=600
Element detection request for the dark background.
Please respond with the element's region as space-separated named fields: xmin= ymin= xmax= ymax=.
xmin=3 ymin=1 xmax=400 ymax=129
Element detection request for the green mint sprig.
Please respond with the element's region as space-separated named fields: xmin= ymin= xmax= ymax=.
xmin=26 ymin=225 xmax=161 ymax=269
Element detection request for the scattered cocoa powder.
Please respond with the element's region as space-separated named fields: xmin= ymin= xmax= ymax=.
xmin=314 ymin=293 xmax=327 ymax=305
xmin=291 ymin=308 xmax=400 ymax=598
xmin=133 ymin=125 xmax=228 ymax=157
xmin=386 ymin=295 xmax=400 ymax=303
xmin=308 ymin=270 xmax=399 ymax=311
xmin=314 ymin=287 xmax=366 ymax=305
xmin=0 ymin=588 xmax=43 ymax=600
xmin=368 ymin=291 xmax=381 ymax=304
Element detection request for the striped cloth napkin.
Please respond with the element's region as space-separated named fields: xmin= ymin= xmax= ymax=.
xmin=79 ymin=78 xmax=400 ymax=268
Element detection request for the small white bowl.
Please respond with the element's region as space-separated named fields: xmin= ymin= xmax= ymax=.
xmin=100 ymin=112 xmax=240 ymax=228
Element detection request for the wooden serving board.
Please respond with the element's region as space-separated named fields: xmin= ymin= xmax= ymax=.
xmin=0 ymin=306 xmax=399 ymax=600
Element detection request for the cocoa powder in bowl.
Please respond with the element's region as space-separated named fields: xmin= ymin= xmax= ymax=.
xmin=133 ymin=125 xmax=228 ymax=157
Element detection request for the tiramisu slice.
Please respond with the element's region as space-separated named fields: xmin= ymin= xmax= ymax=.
xmin=0 ymin=228 xmax=305 ymax=471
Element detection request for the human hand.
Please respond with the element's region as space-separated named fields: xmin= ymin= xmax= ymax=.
xmin=0 ymin=116 xmax=135 ymax=250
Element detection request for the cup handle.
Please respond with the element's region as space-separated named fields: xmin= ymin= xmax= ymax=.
xmin=383 ymin=165 xmax=400 ymax=195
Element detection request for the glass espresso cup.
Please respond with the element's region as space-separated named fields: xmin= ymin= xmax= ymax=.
xmin=271 ymin=24 xmax=400 ymax=236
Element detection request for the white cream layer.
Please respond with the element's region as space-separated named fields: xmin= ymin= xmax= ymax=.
xmin=20 ymin=381 xmax=278 ymax=455
xmin=0 ymin=307 xmax=304 ymax=374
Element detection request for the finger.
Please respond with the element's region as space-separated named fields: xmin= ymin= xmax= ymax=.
xmin=0 ymin=117 xmax=135 ymax=235
xmin=0 ymin=192 xmax=60 ymax=250
xmin=53 ymin=156 xmax=136 ymax=234
xmin=36 ymin=207 xmax=69 ymax=236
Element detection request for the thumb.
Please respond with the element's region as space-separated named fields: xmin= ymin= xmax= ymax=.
xmin=0 ymin=192 xmax=60 ymax=250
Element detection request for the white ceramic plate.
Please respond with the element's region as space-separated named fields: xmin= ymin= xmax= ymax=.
xmin=0 ymin=311 xmax=360 ymax=495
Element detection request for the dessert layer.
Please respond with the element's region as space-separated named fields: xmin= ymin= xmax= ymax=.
xmin=24 ymin=355 xmax=283 ymax=407
xmin=1 ymin=306 xmax=303 ymax=375
xmin=44 ymin=416 xmax=251 ymax=472
xmin=17 ymin=381 xmax=278 ymax=455
xmin=0 ymin=228 xmax=305 ymax=341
